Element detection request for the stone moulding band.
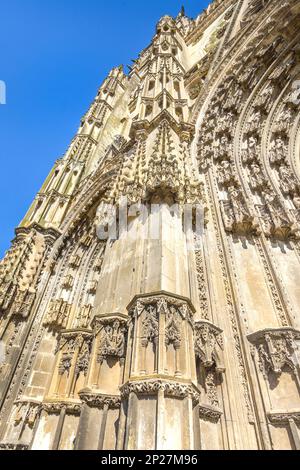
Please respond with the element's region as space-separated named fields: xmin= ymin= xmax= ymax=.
xmin=42 ymin=401 xmax=82 ymax=415
xmin=127 ymin=290 xmax=196 ymax=316
xmin=199 ymin=404 xmax=223 ymax=423
xmin=268 ymin=411 xmax=300 ymax=424
xmin=120 ymin=379 xmax=201 ymax=405
xmin=79 ymin=391 xmax=121 ymax=409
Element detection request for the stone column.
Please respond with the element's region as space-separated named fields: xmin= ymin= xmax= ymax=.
xmin=119 ymin=291 xmax=201 ymax=450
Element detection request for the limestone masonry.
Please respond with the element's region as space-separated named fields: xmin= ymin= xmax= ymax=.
xmin=1 ymin=0 xmax=300 ymax=450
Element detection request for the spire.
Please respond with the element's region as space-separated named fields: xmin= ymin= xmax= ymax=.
xmin=181 ymin=5 xmax=185 ymax=16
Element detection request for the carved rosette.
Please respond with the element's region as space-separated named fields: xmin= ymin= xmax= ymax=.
xmin=248 ymin=328 xmax=300 ymax=380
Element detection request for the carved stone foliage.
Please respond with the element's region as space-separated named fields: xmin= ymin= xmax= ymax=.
xmin=79 ymin=391 xmax=121 ymax=409
xmin=120 ymin=379 xmax=200 ymax=405
xmin=93 ymin=316 xmax=127 ymax=362
xmin=42 ymin=401 xmax=81 ymax=415
xmin=194 ymin=321 xmax=225 ymax=373
xmin=248 ymin=328 xmax=300 ymax=380
xmin=199 ymin=403 xmax=222 ymax=423
xmin=268 ymin=411 xmax=300 ymax=424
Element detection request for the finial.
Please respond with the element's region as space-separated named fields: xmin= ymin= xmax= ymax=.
xmin=180 ymin=5 xmax=185 ymax=17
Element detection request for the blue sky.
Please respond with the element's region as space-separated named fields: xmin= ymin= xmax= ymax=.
xmin=0 ymin=0 xmax=210 ymax=257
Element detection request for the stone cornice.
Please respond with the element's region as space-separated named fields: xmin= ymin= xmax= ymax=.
xmin=268 ymin=410 xmax=300 ymax=423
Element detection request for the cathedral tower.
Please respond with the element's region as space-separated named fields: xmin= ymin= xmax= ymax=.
xmin=1 ymin=0 xmax=300 ymax=450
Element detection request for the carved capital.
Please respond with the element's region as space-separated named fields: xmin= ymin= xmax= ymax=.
xmin=199 ymin=404 xmax=223 ymax=423
xmin=42 ymin=401 xmax=81 ymax=415
xmin=120 ymin=379 xmax=200 ymax=405
xmin=79 ymin=390 xmax=121 ymax=409
xmin=268 ymin=410 xmax=300 ymax=424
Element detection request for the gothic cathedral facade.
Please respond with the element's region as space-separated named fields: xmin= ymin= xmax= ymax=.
xmin=1 ymin=0 xmax=300 ymax=450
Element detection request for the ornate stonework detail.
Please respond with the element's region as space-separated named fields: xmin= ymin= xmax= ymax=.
xmin=120 ymin=380 xmax=200 ymax=404
xmin=220 ymin=186 xmax=260 ymax=236
xmin=75 ymin=304 xmax=93 ymax=329
xmin=79 ymin=391 xmax=121 ymax=409
xmin=206 ymin=179 xmax=255 ymax=424
xmin=44 ymin=299 xmax=72 ymax=329
xmin=42 ymin=402 xmax=81 ymax=415
xmin=268 ymin=411 xmax=300 ymax=424
xmin=0 ymin=443 xmax=29 ymax=451
xmin=194 ymin=246 xmax=210 ymax=320
xmin=248 ymin=328 xmax=300 ymax=379
xmin=165 ymin=307 xmax=182 ymax=349
xmin=9 ymin=289 xmax=36 ymax=319
xmin=199 ymin=404 xmax=223 ymax=423
xmin=194 ymin=321 xmax=225 ymax=374
xmin=57 ymin=331 xmax=92 ymax=376
xmin=205 ymin=371 xmax=220 ymax=408
xmin=140 ymin=304 xmax=159 ymax=347
xmin=1 ymin=0 xmax=300 ymax=451
xmin=94 ymin=317 xmax=127 ymax=362
xmin=14 ymin=401 xmax=41 ymax=428
xmin=129 ymin=293 xmax=195 ymax=324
